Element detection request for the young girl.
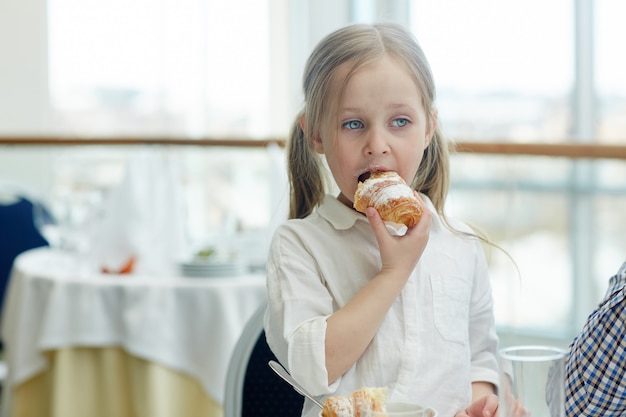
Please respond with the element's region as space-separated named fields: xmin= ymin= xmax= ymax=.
xmin=264 ymin=22 xmax=499 ymax=417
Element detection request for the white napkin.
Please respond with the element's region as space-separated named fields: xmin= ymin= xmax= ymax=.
xmin=385 ymin=221 xmax=408 ymax=236
xmin=94 ymin=149 xmax=188 ymax=275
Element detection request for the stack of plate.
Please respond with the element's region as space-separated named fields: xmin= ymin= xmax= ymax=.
xmin=179 ymin=261 xmax=245 ymax=278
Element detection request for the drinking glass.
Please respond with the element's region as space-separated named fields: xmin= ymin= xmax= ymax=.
xmin=33 ymin=186 xmax=104 ymax=275
xmin=32 ymin=198 xmax=65 ymax=250
xmin=498 ymin=345 xmax=566 ymax=417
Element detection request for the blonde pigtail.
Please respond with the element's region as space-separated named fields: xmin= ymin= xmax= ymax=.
xmin=287 ymin=116 xmax=325 ymax=219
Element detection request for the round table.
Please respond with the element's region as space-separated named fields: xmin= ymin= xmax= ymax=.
xmin=0 ymin=247 xmax=267 ymax=417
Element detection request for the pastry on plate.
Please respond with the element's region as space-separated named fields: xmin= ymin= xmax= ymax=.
xmin=322 ymin=387 xmax=388 ymax=417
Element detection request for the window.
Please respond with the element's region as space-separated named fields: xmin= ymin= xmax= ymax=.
xmin=407 ymin=0 xmax=625 ymax=338
xmin=596 ymin=0 xmax=626 ymax=142
xmin=48 ymin=0 xmax=273 ymax=137
xmin=411 ymin=0 xmax=573 ymax=142
xmin=1 ymin=0 xmax=624 ymax=343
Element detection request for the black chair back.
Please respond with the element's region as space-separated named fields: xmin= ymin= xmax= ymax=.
xmin=241 ymin=330 xmax=304 ymax=417
xmin=0 ymin=197 xmax=49 ymax=313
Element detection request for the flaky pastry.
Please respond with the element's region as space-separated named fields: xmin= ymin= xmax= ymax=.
xmin=322 ymin=387 xmax=388 ymax=417
xmin=354 ymin=171 xmax=423 ymax=228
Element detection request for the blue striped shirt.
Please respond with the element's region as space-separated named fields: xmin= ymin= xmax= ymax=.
xmin=565 ymin=261 xmax=626 ymax=416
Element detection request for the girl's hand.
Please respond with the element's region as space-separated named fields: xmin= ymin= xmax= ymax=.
xmin=455 ymin=394 xmax=499 ymax=417
xmin=366 ymin=193 xmax=431 ymax=279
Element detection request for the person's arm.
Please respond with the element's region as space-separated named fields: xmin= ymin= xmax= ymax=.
xmin=325 ymin=199 xmax=431 ymax=383
xmin=565 ymin=271 xmax=626 ymax=416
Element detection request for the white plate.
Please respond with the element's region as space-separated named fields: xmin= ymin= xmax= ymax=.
xmin=318 ymin=402 xmax=437 ymax=417
xmin=179 ymin=261 xmax=245 ymax=277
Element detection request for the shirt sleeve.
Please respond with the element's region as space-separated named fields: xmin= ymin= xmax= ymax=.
xmin=565 ymin=285 xmax=626 ymax=416
xmin=467 ymin=237 xmax=500 ymax=389
xmin=263 ymin=223 xmax=340 ymax=395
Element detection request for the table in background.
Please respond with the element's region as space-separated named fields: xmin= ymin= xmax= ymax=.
xmin=0 ymin=247 xmax=267 ymax=417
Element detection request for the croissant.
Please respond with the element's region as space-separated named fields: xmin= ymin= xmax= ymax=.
xmin=321 ymin=395 xmax=353 ymax=417
xmin=322 ymin=387 xmax=388 ymax=417
xmin=354 ymin=171 xmax=423 ymax=228
xmin=352 ymin=387 xmax=388 ymax=417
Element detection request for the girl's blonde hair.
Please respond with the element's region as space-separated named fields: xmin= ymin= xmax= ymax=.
xmin=288 ymin=22 xmax=450 ymax=220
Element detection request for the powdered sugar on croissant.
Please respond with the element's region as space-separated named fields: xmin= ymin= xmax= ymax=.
xmin=354 ymin=171 xmax=423 ymax=228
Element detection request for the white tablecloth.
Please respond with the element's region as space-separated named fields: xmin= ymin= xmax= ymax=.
xmin=1 ymin=247 xmax=267 ymax=414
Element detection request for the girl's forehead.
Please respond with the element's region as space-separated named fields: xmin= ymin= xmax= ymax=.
xmin=328 ymin=56 xmax=419 ymax=102
xmin=332 ymin=54 xmax=414 ymax=89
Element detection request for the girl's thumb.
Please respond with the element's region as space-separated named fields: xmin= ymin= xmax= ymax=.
xmin=366 ymin=207 xmax=385 ymax=233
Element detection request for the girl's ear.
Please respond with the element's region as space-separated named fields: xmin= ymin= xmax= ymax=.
xmin=426 ymin=110 xmax=438 ymax=147
xmin=312 ymin=134 xmax=324 ymax=154
xmin=298 ymin=114 xmax=306 ymax=132
xmin=301 ymin=115 xmax=325 ymax=154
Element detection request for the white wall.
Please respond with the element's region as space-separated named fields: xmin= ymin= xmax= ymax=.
xmin=0 ymin=0 xmax=56 ymax=195
xmin=0 ymin=0 xmax=56 ymax=134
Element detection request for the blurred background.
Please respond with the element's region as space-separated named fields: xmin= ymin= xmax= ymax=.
xmin=1 ymin=0 xmax=625 ymax=349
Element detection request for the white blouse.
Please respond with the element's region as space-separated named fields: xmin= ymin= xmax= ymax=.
xmin=264 ymin=194 xmax=499 ymax=417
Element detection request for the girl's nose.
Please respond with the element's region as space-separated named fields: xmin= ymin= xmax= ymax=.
xmin=365 ymin=127 xmax=390 ymax=155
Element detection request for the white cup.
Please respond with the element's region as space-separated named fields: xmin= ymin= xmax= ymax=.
xmin=498 ymin=345 xmax=566 ymax=417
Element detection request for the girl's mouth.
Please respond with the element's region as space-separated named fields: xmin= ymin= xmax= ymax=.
xmin=358 ymin=172 xmax=371 ymax=183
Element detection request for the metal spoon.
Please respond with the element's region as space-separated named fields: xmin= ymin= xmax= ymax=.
xmin=268 ymin=360 xmax=324 ymax=409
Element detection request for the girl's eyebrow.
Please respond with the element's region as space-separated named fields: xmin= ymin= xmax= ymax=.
xmin=341 ymin=103 xmax=413 ymax=112
xmin=339 ymin=106 xmax=362 ymax=113
xmin=339 ymin=102 xmax=418 ymax=116
xmin=387 ymin=103 xmax=416 ymax=111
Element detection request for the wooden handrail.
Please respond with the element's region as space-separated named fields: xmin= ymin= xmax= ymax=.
xmin=452 ymin=141 xmax=626 ymax=160
xmin=0 ymin=136 xmax=285 ymax=148
xmin=1 ymin=136 xmax=625 ymax=160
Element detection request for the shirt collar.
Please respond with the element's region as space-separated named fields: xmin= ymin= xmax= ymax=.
xmin=316 ymin=193 xmax=440 ymax=232
xmin=606 ymin=261 xmax=626 ymax=296
xmin=317 ymin=194 xmax=360 ymax=230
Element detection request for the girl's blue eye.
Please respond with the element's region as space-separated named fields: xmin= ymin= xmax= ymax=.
xmin=391 ymin=118 xmax=409 ymax=128
xmin=344 ymin=120 xmax=363 ymax=130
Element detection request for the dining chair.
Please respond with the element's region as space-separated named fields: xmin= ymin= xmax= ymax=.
xmin=223 ymin=301 xmax=304 ymax=417
xmin=0 ymin=193 xmax=50 ymax=392
xmin=0 ymin=195 xmax=49 ymax=331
